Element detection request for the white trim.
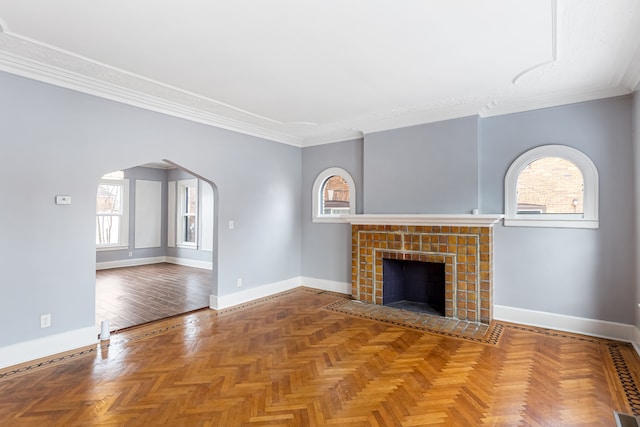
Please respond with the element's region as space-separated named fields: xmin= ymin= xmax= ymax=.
xmin=96 ymin=256 xmax=212 ymax=271
xmin=312 ymin=167 xmax=356 ymax=223
xmin=494 ymin=304 xmax=635 ymax=342
xmin=177 ymin=179 xmax=198 ymax=247
xmin=96 ymin=177 xmax=130 ymax=249
xmin=209 ymin=276 xmax=351 ymax=310
xmin=503 ymin=218 xmax=599 ymax=229
xmin=342 ymin=214 xmax=504 ymax=227
xmin=504 ymin=145 xmax=599 ymax=229
xmin=211 ymin=277 xmax=302 ymax=310
xmin=165 ymin=256 xmax=212 ymax=270
xmin=96 ymin=245 xmax=129 ymax=252
xmin=96 ymin=256 xmax=166 ymax=270
xmin=0 ymin=326 xmax=97 ymax=369
xmin=0 ymin=31 xmax=636 ymax=148
xmin=301 ymin=277 xmax=351 ymax=295
xmin=0 ymin=32 xmax=303 ymax=147
xmin=634 ymin=326 xmax=640 ymax=356
xmin=167 ymin=181 xmax=176 ymax=248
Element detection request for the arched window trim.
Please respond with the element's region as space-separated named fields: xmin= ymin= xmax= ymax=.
xmin=504 ymin=145 xmax=599 ymax=229
xmin=312 ymin=167 xmax=356 ymax=223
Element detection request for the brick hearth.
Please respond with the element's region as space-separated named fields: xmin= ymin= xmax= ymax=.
xmin=350 ymin=222 xmax=496 ymax=324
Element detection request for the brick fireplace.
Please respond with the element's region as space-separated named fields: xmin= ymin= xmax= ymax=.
xmin=346 ymin=215 xmax=502 ymax=324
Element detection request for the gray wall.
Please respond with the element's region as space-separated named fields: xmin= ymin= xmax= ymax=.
xmin=96 ymin=166 xmax=168 ymax=264
xmin=301 ymin=139 xmax=363 ymax=281
xmin=302 ymin=96 xmax=636 ymax=324
xmin=363 ymin=116 xmax=479 ymax=214
xmin=480 ymin=96 xmax=635 ymax=323
xmin=0 ymin=71 xmax=301 ymax=347
xmin=634 ymin=90 xmax=640 ymax=330
xmin=0 ymin=66 xmax=636 ymax=354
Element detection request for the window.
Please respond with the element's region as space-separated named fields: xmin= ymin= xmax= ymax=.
xmin=312 ymin=167 xmax=356 ymax=222
xmin=504 ymin=145 xmax=598 ymax=228
xmin=96 ymin=172 xmax=129 ymax=249
xmin=178 ymin=179 xmax=198 ymax=247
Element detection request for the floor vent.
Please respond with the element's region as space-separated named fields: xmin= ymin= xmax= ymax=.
xmin=615 ymin=411 xmax=640 ymax=427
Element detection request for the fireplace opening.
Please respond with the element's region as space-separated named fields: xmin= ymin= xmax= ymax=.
xmin=382 ymin=259 xmax=445 ymax=316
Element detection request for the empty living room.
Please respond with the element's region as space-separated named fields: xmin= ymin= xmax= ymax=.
xmin=1 ymin=1 xmax=640 ymax=425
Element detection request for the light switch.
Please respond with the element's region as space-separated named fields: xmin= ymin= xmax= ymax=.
xmin=55 ymin=195 xmax=71 ymax=205
xmin=229 ymin=220 xmax=234 ymax=229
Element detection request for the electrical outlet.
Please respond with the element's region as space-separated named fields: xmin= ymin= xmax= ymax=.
xmin=40 ymin=314 xmax=51 ymax=328
xmin=236 ymin=278 xmax=242 ymax=288
xmin=129 ymin=251 xmax=133 ymax=257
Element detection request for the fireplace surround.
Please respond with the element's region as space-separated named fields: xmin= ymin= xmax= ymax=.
xmin=345 ymin=214 xmax=502 ymax=324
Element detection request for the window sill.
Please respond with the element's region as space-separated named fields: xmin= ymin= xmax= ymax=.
xmin=503 ymin=218 xmax=599 ymax=229
xmin=312 ymin=216 xmax=349 ymax=224
xmin=96 ymin=245 xmax=129 ymax=252
xmin=177 ymin=243 xmax=198 ymax=249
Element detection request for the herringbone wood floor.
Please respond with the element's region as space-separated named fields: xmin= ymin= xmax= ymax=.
xmin=1 ymin=288 xmax=639 ymax=426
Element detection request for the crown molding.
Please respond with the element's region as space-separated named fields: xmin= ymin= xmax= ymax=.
xmin=478 ymin=86 xmax=632 ymax=118
xmin=0 ymin=31 xmax=305 ymax=147
xmin=0 ymin=26 xmax=638 ymax=148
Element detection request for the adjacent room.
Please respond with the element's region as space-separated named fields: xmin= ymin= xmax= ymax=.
xmin=95 ymin=162 xmax=215 ymax=331
xmin=1 ymin=1 xmax=640 ymax=425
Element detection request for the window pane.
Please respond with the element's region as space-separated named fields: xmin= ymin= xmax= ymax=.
xmin=184 ymin=215 xmax=197 ymax=243
xmin=517 ymin=157 xmax=584 ymax=214
xmin=97 ymin=184 xmax=122 ymax=214
xmin=322 ymin=175 xmax=350 ymax=215
xmin=185 ymin=186 xmax=198 ymax=215
xmin=96 ymin=215 xmax=121 ymax=245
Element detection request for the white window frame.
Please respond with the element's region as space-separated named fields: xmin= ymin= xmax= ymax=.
xmin=504 ymin=145 xmax=599 ymax=229
xmin=96 ymin=177 xmax=130 ymax=251
xmin=177 ymin=179 xmax=198 ymax=248
xmin=312 ymin=167 xmax=356 ymax=223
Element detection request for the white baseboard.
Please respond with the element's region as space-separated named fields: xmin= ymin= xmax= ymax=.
xmin=633 ymin=326 xmax=640 ymax=355
xmin=210 ymin=277 xmax=302 ymax=310
xmin=96 ymin=256 xmax=166 ymax=270
xmin=494 ymin=304 xmax=635 ymax=343
xmin=209 ymin=276 xmax=351 ymax=310
xmin=0 ymin=326 xmax=97 ymax=370
xmin=300 ymin=276 xmax=351 ymax=295
xmin=164 ymin=257 xmax=213 ymax=270
xmin=96 ymin=256 xmax=212 ymax=271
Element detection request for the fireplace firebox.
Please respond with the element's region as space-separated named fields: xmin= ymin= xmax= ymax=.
xmin=382 ymin=259 xmax=445 ymax=316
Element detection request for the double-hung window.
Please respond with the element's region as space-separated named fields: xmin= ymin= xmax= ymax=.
xmin=178 ymin=179 xmax=198 ymax=247
xmin=96 ymin=171 xmax=129 ymax=249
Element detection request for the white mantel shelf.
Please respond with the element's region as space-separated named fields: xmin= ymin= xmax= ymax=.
xmin=341 ymin=214 xmax=504 ymax=227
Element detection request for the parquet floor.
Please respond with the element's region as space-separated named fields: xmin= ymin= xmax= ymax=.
xmin=2 ymin=287 xmax=639 ymax=426
xmin=96 ymin=263 xmax=213 ymax=332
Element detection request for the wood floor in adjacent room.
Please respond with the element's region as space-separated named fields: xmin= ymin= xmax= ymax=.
xmin=95 ymin=263 xmax=213 ymax=332
xmin=2 ymin=288 xmax=639 ymax=426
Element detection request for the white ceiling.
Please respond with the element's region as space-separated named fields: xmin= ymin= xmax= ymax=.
xmin=0 ymin=0 xmax=639 ymax=146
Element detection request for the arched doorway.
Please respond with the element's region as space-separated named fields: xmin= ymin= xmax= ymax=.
xmin=95 ymin=160 xmax=217 ymax=333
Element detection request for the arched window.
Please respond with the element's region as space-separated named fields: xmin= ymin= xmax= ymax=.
xmin=312 ymin=167 xmax=356 ymax=222
xmin=504 ymin=145 xmax=598 ymax=228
